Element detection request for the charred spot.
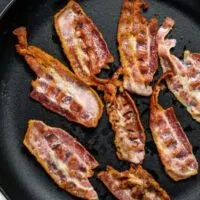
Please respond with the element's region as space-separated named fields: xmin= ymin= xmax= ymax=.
xmin=166 ymin=140 xmax=177 ymax=150
xmin=79 ymin=166 xmax=87 ymax=173
xmin=128 ymin=136 xmax=138 ymax=142
xmin=81 ymin=112 xmax=90 ymax=120
xmin=126 ymin=128 xmax=135 ymax=133
xmin=38 ymin=80 xmax=48 ymax=90
xmin=45 ymin=133 xmax=58 ymax=143
xmin=61 ymin=96 xmax=72 ymax=104
xmin=52 ymin=143 xmax=61 ymax=150
xmin=65 ymin=152 xmax=72 ymax=161
xmin=77 ymin=22 xmax=84 ymax=29
xmin=176 ymin=151 xmax=187 ymax=159
xmin=118 ymin=176 xmax=129 ymax=181
xmin=138 ymin=57 xmax=144 ymax=62
xmin=47 ymin=160 xmax=57 ymax=170
xmin=44 ymin=74 xmax=53 ymax=81
xmin=57 ymin=170 xmax=66 ymax=179
xmin=123 ymin=110 xmax=133 ymax=119
xmin=65 ymin=181 xmax=76 ymax=190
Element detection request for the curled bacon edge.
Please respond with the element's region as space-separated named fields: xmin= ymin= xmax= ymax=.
xmin=98 ymin=164 xmax=171 ymax=200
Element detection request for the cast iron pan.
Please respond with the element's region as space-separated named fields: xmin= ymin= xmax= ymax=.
xmin=0 ymin=0 xmax=200 ymax=199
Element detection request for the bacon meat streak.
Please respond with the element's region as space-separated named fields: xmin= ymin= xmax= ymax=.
xmin=118 ymin=0 xmax=158 ymax=96
xmin=13 ymin=27 xmax=103 ymax=128
xmin=54 ymin=1 xmax=114 ymax=86
xmin=107 ymin=91 xmax=146 ymax=164
xmin=98 ymin=165 xmax=170 ymax=200
xmin=24 ymin=120 xmax=98 ymax=200
xmin=150 ymin=72 xmax=198 ymax=181
xmin=157 ymin=17 xmax=200 ymax=122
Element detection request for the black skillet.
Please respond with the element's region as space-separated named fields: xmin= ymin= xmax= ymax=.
xmin=1 ymin=0 xmax=200 ymax=199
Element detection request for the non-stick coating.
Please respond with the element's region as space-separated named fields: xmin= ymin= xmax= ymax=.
xmin=0 ymin=0 xmax=200 ymax=199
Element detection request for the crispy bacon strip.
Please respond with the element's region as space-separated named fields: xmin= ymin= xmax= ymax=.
xmin=150 ymin=72 xmax=198 ymax=181
xmin=118 ymin=0 xmax=158 ymax=96
xmin=157 ymin=17 xmax=200 ymax=122
xmin=97 ymin=67 xmax=146 ymax=164
xmin=24 ymin=120 xmax=98 ymax=200
xmin=98 ymin=165 xmax=170 ymax=200
xmin=54 ymin=1 xmax=114 ymax=86
xmin=13 ymin=27 xmax=103 ymax=128
xmin=107 ymin=91 xmax=146 ymax=164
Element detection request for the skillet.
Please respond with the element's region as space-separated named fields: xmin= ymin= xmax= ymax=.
xmin=0 ymin=0 xmax=200 ymax=199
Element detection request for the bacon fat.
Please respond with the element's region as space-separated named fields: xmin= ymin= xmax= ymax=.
xmin=107 ymin=91 xmax=146 ymax=164
xmin=118 ymin=0 xmax=158 ymax=96
xmin=98 ymin=165 xmax=170 ymax=200
xmin=157 ymin=17 xmax=200 ymax=122
xmin=24 ymin=120 xmax=99 ymax=199
xmin=54 ymin=1 xmax=114 ymax=86
xmin=13 ymin=27 xmax=103 ymax=128
xmin=150 ymin=72 xmax=198 ymax=181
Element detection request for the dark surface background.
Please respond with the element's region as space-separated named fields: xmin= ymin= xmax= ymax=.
xmin=0 ymin=0 xmax=200 ymax=199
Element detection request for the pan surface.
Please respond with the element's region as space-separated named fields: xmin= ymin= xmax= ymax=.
xmin=0 ymin=0 xmax=200 ymax=199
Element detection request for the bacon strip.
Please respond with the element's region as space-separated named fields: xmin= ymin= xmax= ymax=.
xmin=98 ymin=165 xmax=170 ymax=200
xmin=97 ymin=67 xmax=146 ymax=164
xmin=54 ymin=1 xmax=114 ymax=86
xmin=13 ymin=27 xmax=103 ymax=128
xmin=107 ymin=91 xmax=146 ymax=164
xmin=157 ymin=17 xmax=200 ymax=122
xmin=150 ymin=72 xmax=198 ymax=181
xmin=24 ymin=120 xmax=98 ymax=200
xmin=118 ymin=0 xmax=158 ymax=96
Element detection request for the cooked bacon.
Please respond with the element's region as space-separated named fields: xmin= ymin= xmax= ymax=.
xmin=98 ymin=165 xmax=170 ymax=200
xmin=24 ymin=120 xmax=98 ymax=200
xmin=150 ymin=72 xmax=198 ymax=181
xmin=13 ymin=27 xmax=103 ymax=128
xmin=96 ymin=67 xmax=145 ymax=164
xmin=107 ymin=91 xmax=146 ymax=164
xmin=118 ymin=0 xmax=158 ymax=96
xmin=54 ymin=1 xmax=114 ymax=86
xmin=157 ymin=17 xmax=200 ymax=122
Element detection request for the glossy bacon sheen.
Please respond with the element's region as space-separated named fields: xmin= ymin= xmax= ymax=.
xmin=24 ymin=120 xmax=99 ymax=200
xmin=118 ymin=0 xmax=158 ymax=96
xmin=107 ymin=91 xmax=146 ymax=164
xmin=157 ymin=17 xmax=200 ymax=122
xmin=13 ymin=27 xmax=103 ymax=128
xmin=150 ymin=72 xmax=198 ymax=181
xmin=98 ymin=165 xmax=170 ymax=200
xmin=54 ymin=1 xmax=114 ymax=86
